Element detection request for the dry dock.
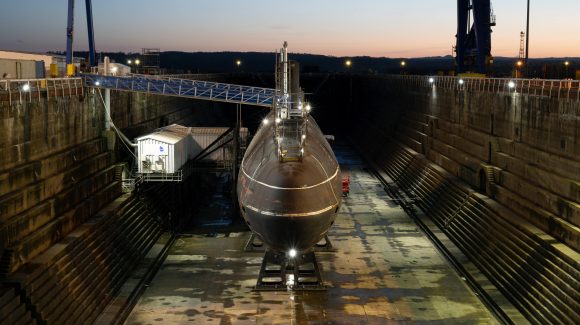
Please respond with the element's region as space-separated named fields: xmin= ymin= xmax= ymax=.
xmin=125 ymin=143 xmax=495 ymax=324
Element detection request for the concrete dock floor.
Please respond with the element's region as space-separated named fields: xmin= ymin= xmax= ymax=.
xmin=125 ymin=144 xmax=496 ymax=324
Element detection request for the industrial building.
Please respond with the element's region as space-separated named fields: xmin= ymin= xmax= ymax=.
xmin=0 ymin=50 xmax=84 ymax=78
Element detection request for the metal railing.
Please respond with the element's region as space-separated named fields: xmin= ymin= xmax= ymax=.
xmin=83 ymin=74 xmax=276 ymax=107
xmin=390 ymin=75 xmax=580 ymax=101
xmin=135 ymin=73 xmax=228 ymax=81
xmin=3 ymin=74 xmax=577 ymax=106
xmin=140 ymin=170 xmax=183 ymax=182
xmin=0 ymin=77 xmax=84 ymax=104
xmin=122 ymin=175 xmax=143 ymax=192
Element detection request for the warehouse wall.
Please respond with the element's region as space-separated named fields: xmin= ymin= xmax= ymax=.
xmin=0 ymin=59 xmax=45 ymax=79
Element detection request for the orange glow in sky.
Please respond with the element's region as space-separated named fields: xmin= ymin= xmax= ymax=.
xmin=1 ymin=0 xmax=579 ymax=58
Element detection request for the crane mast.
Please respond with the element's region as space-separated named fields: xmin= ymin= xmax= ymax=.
xmin=455 ymin=0 xmax=495 ymax=75
xmin=65 ymin=0 xmax=97 ymax=75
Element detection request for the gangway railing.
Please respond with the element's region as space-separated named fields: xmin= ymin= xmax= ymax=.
xmin=83 ymin=74 xmax=276 ymax=107
xmin=133 ymin=73 xmax=228 ymax=81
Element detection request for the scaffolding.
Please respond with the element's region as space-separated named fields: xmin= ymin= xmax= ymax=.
xmin=141 ymin=48 xmax=161 ymax=75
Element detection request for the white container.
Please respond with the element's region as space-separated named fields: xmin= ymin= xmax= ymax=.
xmin=136 ymin=124 xmax=192 ymax=174
xmin=0 ymin=50 xmax=82 ymax=77
xmin=136 ymin=125 xmax=249 ymax=174
xmin=0 ymin=58 xmax=45 ymax=79
xmin=190 ymin=127 xmax=248 ymax=161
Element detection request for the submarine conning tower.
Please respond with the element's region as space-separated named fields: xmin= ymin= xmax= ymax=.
xmin=274 ymin=41 xmax=309 ymax=163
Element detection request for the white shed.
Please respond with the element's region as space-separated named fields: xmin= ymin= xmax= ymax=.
xmin=136 ymin=124 xmax=192 ymax=174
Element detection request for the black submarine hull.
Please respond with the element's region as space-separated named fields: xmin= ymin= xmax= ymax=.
xmin=237 ymin=114 xmax=341 ymax=253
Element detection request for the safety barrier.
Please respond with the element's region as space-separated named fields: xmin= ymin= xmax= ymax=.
xmin=0 ymin=77 xmax=84 ymax=104
xmin=391 ymin=74 xmax=580 ymax=100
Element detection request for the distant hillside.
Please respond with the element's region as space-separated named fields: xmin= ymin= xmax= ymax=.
xmin=64 ymin=51 xmax=578 ymax=78
xmin=158 ymin=52 xmax=459 ymax=74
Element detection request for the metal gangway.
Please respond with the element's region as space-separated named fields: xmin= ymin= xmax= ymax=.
xmin=83 ymin=74 xmax=275 ymax=107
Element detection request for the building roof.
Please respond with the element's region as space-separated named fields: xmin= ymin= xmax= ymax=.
xmin=136 ymin=124 xmax=191 ymax=144
xmin=136 ymin=124 xmax=249 ymax=144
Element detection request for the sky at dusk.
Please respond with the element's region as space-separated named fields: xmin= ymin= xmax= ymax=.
xmin=0 ymin=0 xmax=578 ymax=58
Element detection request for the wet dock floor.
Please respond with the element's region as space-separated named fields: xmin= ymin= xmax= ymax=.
xmin=125 ymin=143 xmax=496 ymax=324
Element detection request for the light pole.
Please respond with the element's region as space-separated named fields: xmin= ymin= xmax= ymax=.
xmin=400 ymin=60 xmax=406 ymax=74
xmin=135 ymin=59 xmax=140 ymax=74
xmin=516 ymin=60 xmax=523 ymax=78
xmin=345 ymin=59 xmax=352 ymax=106
xmin=525 ymin=0 xmax=530 ymax=76
xmin=564 ymin=61 xmax=570 ymax=79
xmin=126 ymin=59 xmax=132 ymax=73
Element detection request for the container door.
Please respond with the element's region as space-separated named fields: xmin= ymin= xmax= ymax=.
xmin=157 ymin=155 xmax=167 ymax=173
xmin=143 ymin=155 xmax=155 ymax=172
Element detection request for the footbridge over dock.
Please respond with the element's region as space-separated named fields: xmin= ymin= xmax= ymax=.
xmin=84 ymin=74 xmax=276 ymax=107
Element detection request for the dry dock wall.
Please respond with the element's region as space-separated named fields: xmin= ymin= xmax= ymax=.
xmin=0 ymin=89 xmax=229 ymax=272
xmin=341 ymin=75 xmax=579 ymax=323
xmin=0 ymin=93 xmax=110 ymax=273
xmin=0 ymin=90 xmax=209 ymax=273
xmin=356 ymin=76 xmax=580 ymax=251
xmin=0 ymin=85 xmax=227 ymax=323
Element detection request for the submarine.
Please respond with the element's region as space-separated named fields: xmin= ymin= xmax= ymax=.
xmin=237 ymin=42 xmax=342 ymax=257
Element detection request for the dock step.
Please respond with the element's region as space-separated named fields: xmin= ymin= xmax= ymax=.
xmin=1 ymin=192 xmax=167 ymax=324
xmin=351 ymin=130 xmax=580 ymax=324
